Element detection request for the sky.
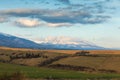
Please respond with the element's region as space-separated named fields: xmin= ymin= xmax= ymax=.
xmin=0 ymin=0 xmax=120 ymax=49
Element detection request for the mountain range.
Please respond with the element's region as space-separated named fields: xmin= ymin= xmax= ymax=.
xmin=0 ymin=33 xmax=105 ymax=50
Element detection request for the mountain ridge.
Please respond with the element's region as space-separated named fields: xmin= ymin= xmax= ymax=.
xmin=0 ymin=33 xmax=105 ymax=50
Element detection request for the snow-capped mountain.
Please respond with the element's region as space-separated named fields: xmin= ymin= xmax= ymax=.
xmin=36 ymin=36 xmax=105 ymax=50
xmin=0 ymin=33 xmax=105 ymax=50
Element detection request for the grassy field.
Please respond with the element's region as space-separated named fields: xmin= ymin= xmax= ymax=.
xmin=0 ymin=47 xmax=120 ymax=79
xmin=45 ymin=50 xmax=120 ymax=54
xmin=1 ymin=62 xmax=120 ymax=79
xmin=51 ymin=55 xmax=120 ymax=72
xmin=0 ymin=48 xmax=68 ymax=66
xmin=1 ymin=46 xmax=120 ymax=54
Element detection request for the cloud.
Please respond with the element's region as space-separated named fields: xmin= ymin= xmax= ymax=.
xmin=14 ymin=18 xmax=41 ymax=28
xmin=22 ymin=0 xmax=70 ymax=5
xmin=13 ymin=18 xmax=72 ymax=27
xmin=0 ymin=0 xmax=114 ymax=27
xmin=57 ymin=0 xmax=70 ymax=4
xmin=45 ymin=23 xmax=72 ymax=27
xmin=0 ymin=17 xmax=9 ymax=23
xmin=0 ymin=8 xmax=109 ymax=25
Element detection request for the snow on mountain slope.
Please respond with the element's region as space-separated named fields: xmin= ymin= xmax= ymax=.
xmin=35 ymin=36 xmax=105 ymax=50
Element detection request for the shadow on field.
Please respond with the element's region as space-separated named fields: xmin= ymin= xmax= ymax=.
xmin=48 ymin=64 xmax=118 ymax=74
xmin=0 ymin=72 xmax=26 ymax=80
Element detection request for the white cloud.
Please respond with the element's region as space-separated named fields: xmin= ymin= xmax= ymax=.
xmin=13 ymin=18 xmax=72 ymax=27
xmin=0 ymin=17 xmax=8 ymax=23
xmin=0 ymin=7 xmax=108 ymax=26
xmin=14 ymin=18 xmax=42 ymax=27
xmin=45 ymin=23 xmax=72 ymax=27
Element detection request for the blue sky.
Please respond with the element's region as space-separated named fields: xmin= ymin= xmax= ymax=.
xmin=0 ymin=0 xmax=120 ymax=49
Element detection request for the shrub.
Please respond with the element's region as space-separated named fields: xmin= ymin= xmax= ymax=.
xmin=75 ymin=51 xmax=90 ymax=56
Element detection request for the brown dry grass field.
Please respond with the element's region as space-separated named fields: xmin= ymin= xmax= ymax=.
xmin=0 ymin=46 xmax=120 ymax=54
xmin=0 ymin=46 xmax=41 ymax=51
xmin=1 ymin=47 xmax=120 ymax=79
xmin=45 ymin=50 xmax=120 ymax=54
xmin=0 ymin=46 xmax=120 ymax=73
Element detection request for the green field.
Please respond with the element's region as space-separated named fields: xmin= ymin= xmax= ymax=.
xmin=1 ymin=62 xmax=120 ymax=79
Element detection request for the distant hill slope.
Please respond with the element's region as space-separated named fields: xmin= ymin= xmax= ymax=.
xmin=0 ymin=33 xmax=105 ymax=50
xmin=0 ymin=33 xmax=41 ymax=49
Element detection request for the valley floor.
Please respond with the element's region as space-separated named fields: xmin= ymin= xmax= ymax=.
xmin=0 ymin=47 xmax=120 ymax=79
xmin=0 ymin=62 xmax=120 ymax=80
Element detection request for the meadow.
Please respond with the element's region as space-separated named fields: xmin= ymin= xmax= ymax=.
xmin=1 ymin=62 xmax=120 ymax=80
xmin=0 ymin=47 xmax=120 ymax=79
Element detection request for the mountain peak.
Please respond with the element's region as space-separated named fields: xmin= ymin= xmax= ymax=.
xmin=35 ymin=36 xmax=95 ymax=45
xmin=35 ymin=36 xmax=104 ymax=50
